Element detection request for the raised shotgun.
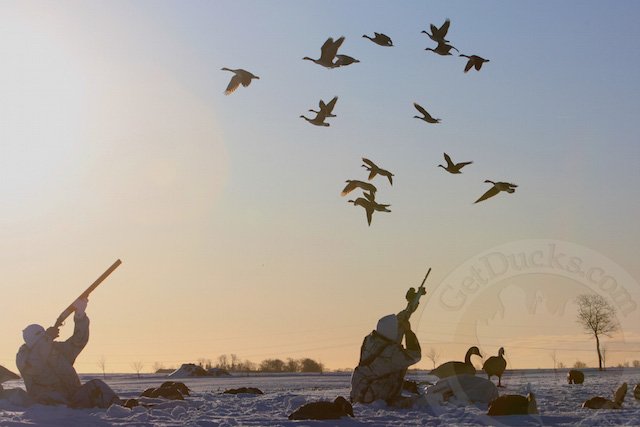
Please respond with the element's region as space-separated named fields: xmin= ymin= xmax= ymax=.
xmin=53 ymin=259 xmax=122 ymax=328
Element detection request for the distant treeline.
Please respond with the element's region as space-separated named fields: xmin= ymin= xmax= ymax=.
xmin=154 ymin=354 xmax=325 ymax=374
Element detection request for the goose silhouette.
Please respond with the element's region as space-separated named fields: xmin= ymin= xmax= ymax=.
xmin=439 ymin=153 xmax=472 ymax=174
xmin=425 ymin=41 xmax=459 ymax=56
xmin=460 ymin=54 xmax=490 ymax=73
xmin=488 ymin=393 xmax=538 ymax=416
xmin=363 ymin=32 xmax=393 ymax=47
xmin=288 ymin=396 xmax=354 ymax=420
xmin=474 ymin=180 xmax=518 ymax=204
xmin=309 ymin=96 xmax=338 ymax=118
xmin=413 ymin=102 xmax=441 ymax=124
xmin=348 ymin=195 xmax=391 ymax=226
xmin=303 ymin=37 xmax=344 ymax=68
xmin=422 ymin=19 xmax=451 ymax=44
xmin=221 ymin=68 xmax=259 ymax=95
xmin=341 ymin=180 xmax=377 ymax=196
xmin=361 ymin=158 xmax=394 ymax=185
xmin=430 ymin=346 xmax=482 ymax=379
xmin=300 ymin=111 xmax=330 ymax=127
xmin=583 ymin=383 xmax=627 ymax=409
xmin=483 ymin=347 xmax=507 ymax=387
xmin=334 ymin=54 xmax=360 ymax=67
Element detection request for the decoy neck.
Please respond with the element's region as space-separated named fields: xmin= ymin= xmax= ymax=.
xmin=464 ymin=346 xmax=482 ymax=364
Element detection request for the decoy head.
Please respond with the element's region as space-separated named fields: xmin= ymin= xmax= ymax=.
xmin=334 ymin=396 xmax=354 ymax=417
xmin=470 ymin=346 xmax=482 ymax=358
xmin=499 ymin=347 xmax=505 ymax=356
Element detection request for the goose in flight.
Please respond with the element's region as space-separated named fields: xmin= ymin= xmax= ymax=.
xmin=340 ymin=180 xmax=377 ymax=196
xmin=309 ymin=96 xmax=338 ymax=118
xmin=460 ymin=54 xmax=490 ymax=73
xmin=221 ymin=68 xmax=260 ymax=95
xmin=474 ymin=180 xmax=518 ymax=204
xmin=300 ymin=111 xmax=330 ymax=127
xmin=413 ymin=102 xmax=441 ymax=124
xmin=361 ymin=158 xmax=394 ymax=185
xmin=425 ymin=41 xmax=459 ymax=56
xmin=422 ymin=19 xmax=451 ymax=44
xmin=303 ymin=37 xmax=345 ymax=68
xmin=430 ymin=346 xmax=482 ymax=379
xmin=348 ymin=196 xmax=391 ymax=226
xmin=334 ymin=54 xmax=360 ymax=67
xmin=439 ymin=153 xmax=472 ymax=174
xmin=363 ymin=32 xmax=393 ymax=47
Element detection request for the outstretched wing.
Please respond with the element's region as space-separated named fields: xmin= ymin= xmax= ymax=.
xmin=320 ymin=36 xmax=344 ymax=63
xmin=443 ymin=152 xmax=454 ymax=168
xmin=464 ymin=58 xmax=474 ymax=73
xmin=474 ymin=186 xmax=500 ymax=204
xmin=414 ymin=102 xmax=429 ymax=117
xmin=340 ymin=181 xmax=356 ymax=196
xmin=224 ymin=75 xmax=241 ymax=95
xmin=324 ymin=96 xmax=338 ymax=113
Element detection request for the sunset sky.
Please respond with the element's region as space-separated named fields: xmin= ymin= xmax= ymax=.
xmin=1 ymin=1 xmax=639 ymax=374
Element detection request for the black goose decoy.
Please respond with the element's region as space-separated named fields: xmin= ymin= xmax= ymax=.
xmin=430 ymin=346 xmax=482 ymax=379
xmin=221 ymin=68 xmax=259 ymax=95
xmin=474 ymin=180 xmax=518 ymax=204
xmin=361 ymin=158 xmax=394 ymax=185
xmin=309 ymin=96 xmax=338 ymax=118
xmin=334 ymin=54 xmax=360 ymax=67
xmin=363 ymin=32 xmax=393 ymax=47
xmin=288 ymin=396 xmax=354 ymax=420
xmin=425 ymin=41 xmax=459 ymax=56
xmin=439 ymin=153 xmax=472 ymax=174
xmin=340 ymin=180 xmax=377 ymax=196
xmin=460 ymin=54 xmax=490 ymax=73
xmin=583 ymin=383 xmax=627 ymax=409
xmin=488 ymin=393 xmax=538 ymax=416
xmin=422 ymin=19 xmax=451 ymax=44
xmin=413 ymin=102 xmax=441 ymax=124
xmin=483 ymin=347 xmax=507 ymax=387
xmin=567 ymin=369 xmax=585 ymax=384
xmin=303 ymin=37 xmax=345 ymax=68
xmin=300 ymin=111 xmax=330 ymax=127
xmin=348 ymin=195 xmax=391 ymax=226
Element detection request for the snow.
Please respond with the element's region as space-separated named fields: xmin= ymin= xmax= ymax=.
xmin=1 ymin=369 xmax=639 ymax=426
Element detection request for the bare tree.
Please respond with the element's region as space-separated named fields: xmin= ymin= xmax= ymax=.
xmin=98 ymin=355 xmax=106 ymax=379
xmin=573 ymin=360 xmax=587 ymax=369
xmin=575 ymin=294 xmax=619 ymax=371
xmin=131 ymin=361 xmax=144 ymax=379
xmin=601 ymin=345 xmax=607 ymax=370
xmin=633 ymin=360 xmax=640 ymax=368
xmin=550 ymin=350 xmax=557 ymax=371
xmin=217 ymin=354 xmax=229 ymax=370
xmin=152 ymin=361 xmax=164 ymax=373
xmin=425 ymin=347 xmax=441 ymax=369
xmin=230 ymin=354 xmax=240 ymax=371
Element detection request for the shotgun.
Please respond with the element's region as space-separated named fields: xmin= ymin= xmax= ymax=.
xmin=53 ymin=259 xmax=122 ymax=328
xmin=405 ymin=267 xmax=431 ymax=316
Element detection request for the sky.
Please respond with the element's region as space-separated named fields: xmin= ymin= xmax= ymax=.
xmin=1 ymin=1 xmax=640 ymax=374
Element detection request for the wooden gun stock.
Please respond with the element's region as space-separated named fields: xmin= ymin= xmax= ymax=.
xmin=53 ymin=259 xmax=122 ymax=328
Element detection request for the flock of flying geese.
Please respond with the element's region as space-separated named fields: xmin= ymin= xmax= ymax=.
xmin=221 ymin=19 xmax=518 ymax=226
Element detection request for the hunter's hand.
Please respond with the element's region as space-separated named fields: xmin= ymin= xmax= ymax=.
xmin=46 ymin=326 xmax=60 ymax=339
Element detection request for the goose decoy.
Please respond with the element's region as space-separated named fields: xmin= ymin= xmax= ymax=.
xmin=223 ymin=387 xmax=263 ymax=395
xmin=482 ymin=347 xmax=507 ymax=387
xmin=221 ymin=68 xmax=259 ymax=95
xmin=582 ymin=383 xmax=627 ymax=409
xmin=309 ymin=96 xmax=338 ymax=118
xmin=0 ymin=366 xmax=20 ymax=383
xmin=474 ymin=180 xmax=518 ymax=204
xmin=334 ymin=54 xmax=360 ymax=67
xmin=303 ymin=36 xmax=344 ymax=68
xmin=422 ymin=19 xmax=451 ymax=44
xmin=487 ymin=393 xmax=538 ymax=416
xmin=425 ymin=41 xmax=459 ymax=56
xmin=567 ymin=369 xmax=585 ymax=384
xmin=361 ymin=158 xmax=394 ymax=185
xmin=288 ymin=396 xmax=354 ymax=420
xmin=413 ymin=102 xmax=441 ymax=124
xmin=348 ymin=196 xmax=391 ymax=226
xmin=300 ymin=111 xmax=330 ymax=127
xmin=430 ymin=346 xmax=482 ymax=379
xmin=633 ymin=384 xmax=639 ymax=400
xmin=439 ymin=153 xmax=472 ymax=174
xmin=460 ymin=54 xmax=490 ymax=73
xmin=340 ymin=180 xmax=377 ymax=196
xmin=363 ymin=32 xmax=393 ymax=47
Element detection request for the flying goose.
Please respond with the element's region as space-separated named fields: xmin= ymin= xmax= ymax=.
xmin=430 ymin=346 xmax=482 ymax=379
xmin=425 ymin=41 xmax=459 ymax=56
xmin=340 ymin=180 xmax=377 ymax=196
xmin=300 ymin=111 xmax=330 ymax=127
xmin=413 ymin=102 xmax=441 ymax=124
xmin=439 ymin=153 xmax=472 ymax=174
xmin=221 ymin=68 xmax=260 ymax=95
xmin=363 ymin=32 xmax=393 ymax=47
xmin=334 ymin=54 xmax=360 ymax=67
xmin=474 ymin=180 xmax=518 ymax=204
xmin=483 ymin=347 xmax=507 ymax=387
xmin=583 ymin=383 xmax=627 ymax=409
xmin=422 ymin=19 xmax=451 ymax=44
xmin=309 ymin=96 xmax=338 ymax=118
xmin=460 ymin=54 xmax=490 ymax=73
xmin=487 ymin=393 xmax=538 ymax=416
xmin=361 ymin=158 xmax=394 ymax=185
xmin=303 ymin=37 xmax=345 ymax=68
xmin=348 ymin=196 xmax=391 ymax=226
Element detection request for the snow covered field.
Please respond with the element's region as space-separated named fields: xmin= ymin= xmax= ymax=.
xmin=1 ymin=368 xmax=639 ymax=426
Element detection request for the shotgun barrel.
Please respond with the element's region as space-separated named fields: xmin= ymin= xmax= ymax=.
xmin=53 ymin=259 xmax=122 ymax=328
